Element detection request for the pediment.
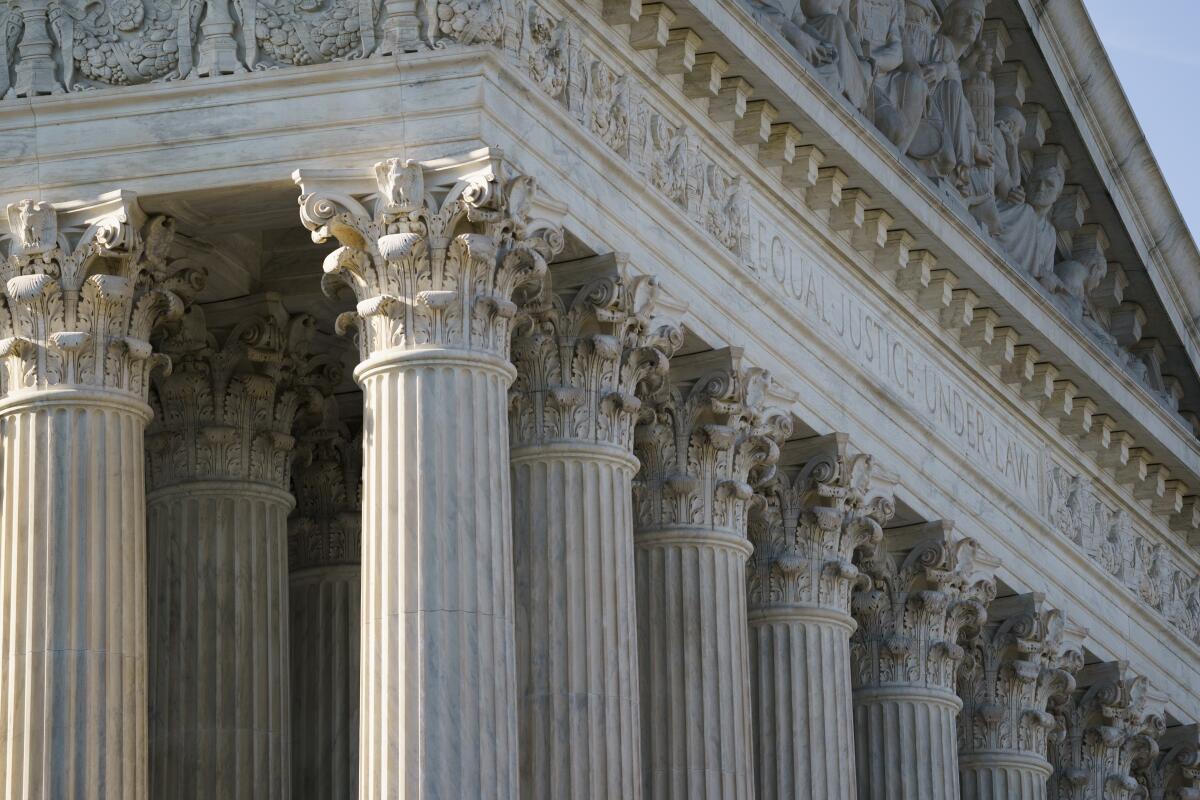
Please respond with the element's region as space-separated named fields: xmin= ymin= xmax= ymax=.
xmin=736 ymin=0 xmax=1200 ymax=427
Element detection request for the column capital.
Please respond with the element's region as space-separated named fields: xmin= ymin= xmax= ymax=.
xmin=0 ymin=191 xmax=204 ymax=403
xmin=509 ymin=252 xmax=681 ymax=453
xmin=851 ymin=521 xmax=997 ymax=695
xmin=1050 ymin=661 xmax=1166 ymax=800
xmin=633 ymin=347 xmax=792 ymax=539
xmin=1134 ymin=724 xmax=1200 ymax=800
xmin=147 ymin=294 xmax=319 ymax=493
xmin=290 ymin=389 xmax=362 ymax=572
xmin=747 ymin=433 xmax=897 ymax=615
xmin=958 ymin=593 xmax=1082 ymax=762
xmin=294 ymin=147 xmax=565 ymax=364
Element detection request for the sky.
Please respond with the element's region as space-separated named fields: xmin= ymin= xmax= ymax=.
xmin=1083 ymin=0 xmax=1199 ymax=241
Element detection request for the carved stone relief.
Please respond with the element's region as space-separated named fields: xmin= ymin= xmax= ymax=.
xmin=0 ymin=195 xmax=203 ymax=400
xmin=1046 ymin=460 xmax=1200 ymax=645
xmin=741 ymin=0 xmax=1183 ymax=413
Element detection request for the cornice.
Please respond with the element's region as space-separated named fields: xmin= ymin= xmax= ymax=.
xmin=1016 ymin=0 xmax=1200 ymax=380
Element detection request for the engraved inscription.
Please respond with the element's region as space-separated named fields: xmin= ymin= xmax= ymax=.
xmin=754 ymin=217 xmax=1041 ymax=509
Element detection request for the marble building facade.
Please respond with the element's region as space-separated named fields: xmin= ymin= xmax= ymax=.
xmin=0 ymin=0 xmax=1199 ymax=798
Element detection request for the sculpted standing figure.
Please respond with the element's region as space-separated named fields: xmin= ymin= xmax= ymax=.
xmin=906 ymin=0 xmax=990 ymax=190
xmin=995 ymin=157 xmax=1066 ymax=284
xmin=848 ymin=0 xmax=930 ymax=149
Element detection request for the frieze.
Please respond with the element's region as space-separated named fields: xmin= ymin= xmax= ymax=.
xmin=1046 ymin=459 xmax=1200 ymax=647
xmin=0 ymin=0 xmax=1186 ymax=418
xmin=751 ymin=214 xmax=1042 ymax=511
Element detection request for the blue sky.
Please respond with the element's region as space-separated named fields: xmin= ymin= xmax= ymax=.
xmin=1084 ymin=0 xmax=1199 ymax=241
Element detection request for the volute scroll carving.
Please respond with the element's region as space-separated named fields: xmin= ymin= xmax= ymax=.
xmin=508 ymin=252 xmax=682 ymax=453
xmin=295 ymin=147 xmax=565 ymax=363
xmin=956 ymin=593 xmax=1083 ymax=761
xmin=1049 ymin=662 xmax=1167 ymax=800
xmin=632 ymin=347 xmax=793 ymax=538
xmin=147 ymin=296 xmax=321 ymax=492
xmin=1133 ymin=725 xmax=1200 ymax=800
xmin=0 ymin=192 xmax=204 ymax=402
xmin=850 ymin=520 xmax=997 ymax=693
xmin=746 ymin=433 xmax=898 ymax=614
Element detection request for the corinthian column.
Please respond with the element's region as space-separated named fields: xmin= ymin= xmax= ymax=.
xmin=746 ymin=435 xmax=896 ymax=800
xmin=957 ymin=594 xmax=1081 ymax=800
xmin=1048 ymin=661 xmax=1165 ymax=800
xmin=289 ymin=371 xmax=362 ymax=799
xmin=850 ymin=521 xmax=996 ymax=800
xmin=0 ymin=194 xmax=199 ymax=798
xmin=295 ymin=149 xmax=564 ymax=798
xmin=509 ymin=254 xmax=678 ymax=800
xmin=634 ymin=347 xmax=792 ymax=800
xmin=1134 ymin=724 xmax=1200 ymax=800
xmin=146 ymin=296 xmax=311 ymax=799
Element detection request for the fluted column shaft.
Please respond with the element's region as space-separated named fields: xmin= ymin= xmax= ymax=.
xmin=0 ymin=392 xmax=150 ymax=798
xmin=0 ymin=194 xmax=197 ymax=799
xmin=512 ymin=444 xmax=641 ymax=799
xmin=853 ymin=688 xmax=962 ymax=800
xmin=290 ymin=565 xmax=360 ymax=799
xmin=959 ymin=754 xmax=1050 ymax=800
xmin=956 ymin=595 xmax=1075 ymax=800
xmin=746 ymin=444 xmax=894 ymax=800
xmin=850 ymin=525 xmax=994 ymax=800
xmin=295 ymin=150 xmax=564 ymax=798
xmin=749 ymin=609 xmax=857 ymax=800
xmin=146 ymin=483 xmax=292 ymax=799
xmin=636 ymin=528 xmax=756 ymax=799
xmin=358 ymin=350 xmax=518 ymax=799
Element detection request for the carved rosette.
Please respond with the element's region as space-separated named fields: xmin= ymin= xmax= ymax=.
xmin=0 ymin=194 xmax=202 ymax=404
xmin=1135 ymin=725 xmax=1200 ymax=800
xmin=850 ymin=523 xmax=997 ymax=694
xmin=1049 ymin=663 xmax=1167 ymax=800
xmin=632 ymin=353 xmax=791 ymax=538
xmin=957 ymin=595 xmax=1082 ymax=761
xmin=296 ymin=148 xmax=563 ymax=365
xmin=747 ymin=439 xmax=896 ymax=615
xmin=147 ymin=300 xmax=316 ymax=492
xmin=509 ymin=255 xmax=679 ymax=453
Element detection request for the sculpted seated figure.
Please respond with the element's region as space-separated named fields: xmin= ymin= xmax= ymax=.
xmin=1051 ymin=251 xmax=1117 ymax=347
xmin=745 ymin=0 xmax=838 ymax=70
xmin=967 ymin=102 xmax=1027 ymax=234
xmin=847 ymin=0 xmax=929 ymax=150
xmin=746 ymin=0 xmax=872 ymax=110
xmin=905 ymin=0 xmax=991 ymax=191
xmin=796 ymin=0 xmax=870 ymax=108
xmin=995 ymin=159 xmax=1066 ymax=286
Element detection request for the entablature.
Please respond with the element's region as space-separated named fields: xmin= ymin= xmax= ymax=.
xmin=3 ymin=0 xmax=1200 ymax=716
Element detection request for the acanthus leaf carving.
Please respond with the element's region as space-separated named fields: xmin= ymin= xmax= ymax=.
xmin=850 ymin=520 xmax=997 ymax=693
xmin=1049 ymin=662 xmax=1167 ymax=800
xmin=0 ymin=193 xmax=202 ymax=401
xmin=1133 ymin=724 xmax=1200 ymax=800
xmin=509 ymin=252 xmax=681 ymax=452
xmin=147 ymin=296 xmax=317 ymax=491
xmin=295 ymin=147 xmax=564 ymax=362
xmin=747 ymin=433 xmax=897 ymax=614
xmin=957 ymin=594 xmax=1082 ymax=761
xmin=288 ymin=341 xmax=362 ymax=571
xmin=633 ymin=348 xmax=792 ymax=537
